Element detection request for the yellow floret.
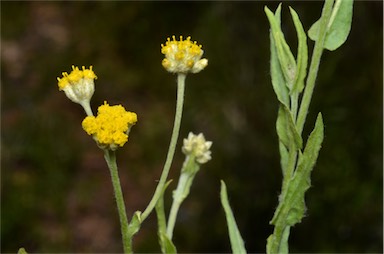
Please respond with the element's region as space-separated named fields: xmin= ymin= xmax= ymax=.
xmin=57 ymin=65 xmax=97 ymax=90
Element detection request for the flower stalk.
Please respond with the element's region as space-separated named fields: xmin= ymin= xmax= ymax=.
xmin=141 ymin=73 xmax=186 ymax=221
xmin=296 ymin=0 xmax=333 ymax=135
xmin=104 ymin=149 xmax=132 ymax=254
xmin=166 ymin=155 xmax=198 ymax=239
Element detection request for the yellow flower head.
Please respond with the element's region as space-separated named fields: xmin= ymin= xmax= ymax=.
xmin=182 ymin=132 xmax=212 ymax=164
xmin=82 ymin=101 xmax=138 ymax=150
xmin=161 ymin=36 xmax=208 ymax=74
xmin=57 ymin=66 xmax=97 ymax=109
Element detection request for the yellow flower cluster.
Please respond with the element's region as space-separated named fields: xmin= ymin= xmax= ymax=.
xmin=161 ymin=36 xmax=208 ymax=74
xmin=82 ymin=101 xmax=138 ymax=150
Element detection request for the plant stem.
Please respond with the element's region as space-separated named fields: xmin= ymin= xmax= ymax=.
xmin=166 ymin=199 xmax=182 ymax=240
xmin=281 ymin=143 xmax=297 ymax=194
xmin=166 ymin=172 xmax=189 ymax=239
xmin=268 ymin=1 xmax=335 ymax=254
xmin=104 ymin=149 xmax=131 ymax=254
xmin=141 ymin=73 xmax=186 ymax=221
xmin=166 ymin=155 xmax=198 ymax=239
xmin=296 ymin=0 xmax=334 ymax=136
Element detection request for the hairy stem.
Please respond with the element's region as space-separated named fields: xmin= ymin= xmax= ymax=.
xmin=141 ymin=73 xmax=186 ymax=221
xmin=296 ymin=0 xmax=334 ymax=135
xmin=104 ymin=149 xmax=132 ymax=253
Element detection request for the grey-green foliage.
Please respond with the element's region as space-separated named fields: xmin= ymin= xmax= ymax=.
xmin=265 ymin=0 xmax=353 ymax=253
xmin=156 ymin=181 xmax=177 ymax=254
xmin=309 ymin=0 xmax=354 ymax=51
xmin=220 ymin=180 xmax=247 ymax=254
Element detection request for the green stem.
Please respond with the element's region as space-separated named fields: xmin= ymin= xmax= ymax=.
xmin=281 ymin=143 xmax=297 ymax=195
xmin=166 ymin=172 xmax=189 ymax=239
xmin=166 ymin=198 xmax=182 ymax=240
xmin=141 ymin=73 xmax=186 ymax=221
xmin=104 ymin=149 xmax=131 ymax=254
xmin=290 ymin=92 xmax=299 ymax=122
xmin=268 ymin=2 xmax=335 ymax=254
xmin=296 ymin=0 xmax=334 ymax=135
xmin=166 ymin=155 xmax=198 ymax=239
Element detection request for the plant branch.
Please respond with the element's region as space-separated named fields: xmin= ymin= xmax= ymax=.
xmin=141 ymin=73 xmax=186 ymax=221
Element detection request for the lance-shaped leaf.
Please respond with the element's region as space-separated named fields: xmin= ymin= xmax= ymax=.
xmin=278 ymin=141 xmax=289 ymax=176
xmin=266 ymin=219 xmax=291 ymax=254
xmin=289 ymin=7 xmax=308 ymax=94
xmin=220 ymin=180 xmax=247 ymax=254
xmin=276 ymin=104 xmax=303 ymax=151
xmin=270 ymin=30 xmax=290 ymax=107
xmin=267 ymin=5 xmax=289 ymax=106
xmin=271 ymin=113 xmax=324 ymax=226
xmin=265 ymin=6 xmax=297 ymax=90
xmin=308 ymin=0 xmax=354 ymax=51
xmin=155 ymin=180 xmax=176 ymax=254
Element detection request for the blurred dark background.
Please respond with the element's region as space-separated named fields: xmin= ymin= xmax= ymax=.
xmin=1 ymin=1 xmax=382 ymax=253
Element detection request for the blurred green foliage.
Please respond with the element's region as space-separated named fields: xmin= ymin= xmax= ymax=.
xmin=1 ymin=1 xmax=382 ymax=253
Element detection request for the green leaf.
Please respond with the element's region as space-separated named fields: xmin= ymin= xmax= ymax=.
xmin=18 ymin=248 xmax=28 ymax=254
xmin=155 ymin=180 xmax=175 ymax=253
xmin=127 ymin=211 xmax=142 ymax=237
xmin=276 ymin=104 xmax=303 ymax=151
xmin=289 ymin=7 xmax=308 ymax=94
xmin=278 ymin=141 xmax=289 ymax=175
xmin=266 ymin=4 xmax=289 ymax=106
xmin=265 ymin=6 xmax=297 ymax=89
xmin=279 ymin=227 xmax=291 ymax=254
xmin=266 ymin=225 xmax=291 ymax=254
xmin=220 ymin=180 xmax=247 ymax=254
xmin=158 ymin=232 xmax=177 ymax=254
xmin=308 ymin=0 xmax=354 ymax=51
xmin=283 ymin=113 xmax=324 ymax=226
xmin=269 ymin=28 xmax=290 ymax=106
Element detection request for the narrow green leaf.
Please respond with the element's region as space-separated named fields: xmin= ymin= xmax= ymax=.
xmin=266 ymin=224 xmax=291 ymax=254
xmin=18 ymin=248 xmax=28 ymax=254
xmin=289 ymin=7 xmax=308 ymax=94
xmin=279 ymin=227 xmax=291 ymax=254
xmin=276 ymin=104 xmax=303 ymax=151
xmin=127 ymin=211 xmax=142 ymax=237
xmin=266 ymin=4 xmax=289 ymax=106
xmin=278 ymin=141 xmax=289 ymax=175
xmin=274 ymin=3 xmax=282 ymax=26
xmin=270 ymin=30 xmax=290 ymax=106
xmin=265 ymin=6 xmax=297 ymax=89
xmin=308 ymin=0 xmax=354 ymax=51
xmin=158 ymin=232 xmax=177 ymax=254
xmin=155 ymin=180 xmax=176 ymax=254
xmin=282 ymin=113 xmax=324 ymax=226
xmin=220 ymin=180 xmax=247 ymax=254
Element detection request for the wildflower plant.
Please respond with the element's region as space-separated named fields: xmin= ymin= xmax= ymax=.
xmin=48 ymin=1 xmax=353 ymax=253
xmin=56 ymin=36 xmax=212 ymax=254
xmin=220 ymin=1 xmax=353 ymax=254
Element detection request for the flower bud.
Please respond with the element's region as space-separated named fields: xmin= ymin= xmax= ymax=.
xmin=182 ymin=132 xmax=212 ymax=164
